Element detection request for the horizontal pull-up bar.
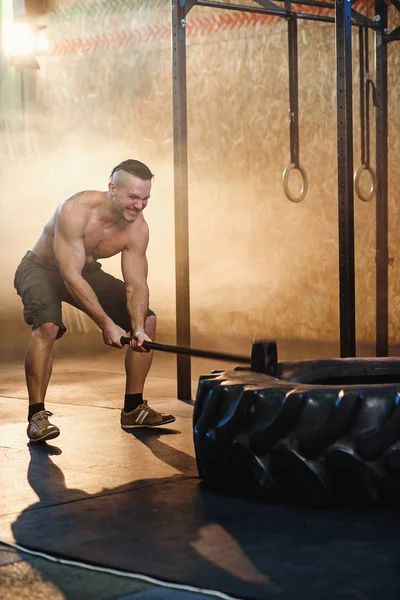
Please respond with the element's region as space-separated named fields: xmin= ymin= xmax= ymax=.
xmin=196 ymin=0 xmax=286 ymax=17
xmin=194 ymin=0 xmax=379 ymax=29
xmin=283 ymin=0 xmax=334 ymax=8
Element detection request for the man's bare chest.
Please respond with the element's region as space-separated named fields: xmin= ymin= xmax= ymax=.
xmin=83 ymin=225 xmax=128 ymax=259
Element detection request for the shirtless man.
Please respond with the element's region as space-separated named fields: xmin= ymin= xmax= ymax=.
xmin=14 ymin=159 xmax=175 ymax=443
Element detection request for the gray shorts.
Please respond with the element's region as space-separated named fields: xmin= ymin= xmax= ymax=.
xmin=14 ymin=251 xmax=155 ymax=339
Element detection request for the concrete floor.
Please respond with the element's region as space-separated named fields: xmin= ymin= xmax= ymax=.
xmin=2 ymin=332 xmax=400 ymax=600
xmin=0 ymin=334 xmax=229 ymax=600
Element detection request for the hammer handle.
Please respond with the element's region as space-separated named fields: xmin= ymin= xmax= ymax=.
xmin=120 ymin=336 xmax=250 ymax=364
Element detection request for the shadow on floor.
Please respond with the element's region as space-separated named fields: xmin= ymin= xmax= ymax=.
xmin=11 ymin=434 xmax=400 ymax=600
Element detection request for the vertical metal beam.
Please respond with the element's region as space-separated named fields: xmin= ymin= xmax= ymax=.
xmin=335 ymin=0 xmax=356 ymax=357
xmin=172 ymin=1 xmax=192 ymax=400
xmin=375 ymin=0 xmax=389 ymax=356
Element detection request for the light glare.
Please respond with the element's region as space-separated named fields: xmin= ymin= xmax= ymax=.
xmin=36 ymin=30 xmax=49 ymax=54
xmin=3 ymin=23 xmax=48 ymax=57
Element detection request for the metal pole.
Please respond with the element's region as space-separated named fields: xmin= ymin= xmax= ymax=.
xmin=335 ymin=0 xmax=356 ymax=357
xmin=172 ymin=1 xmax=192 ymax=400
xmin=196 ymin=0 xmax=377 ymax=26
xmin=375 ymin=0 xmax=389 ymax=356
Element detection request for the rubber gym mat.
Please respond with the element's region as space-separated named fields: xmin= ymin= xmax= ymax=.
xmin=6 ymin=470 xmax=400 ymax=600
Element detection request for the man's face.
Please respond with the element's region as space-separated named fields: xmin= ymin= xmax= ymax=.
xmin=109 ymin=174 xmax=151 ymax=223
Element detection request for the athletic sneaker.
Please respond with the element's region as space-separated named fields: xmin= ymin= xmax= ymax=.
xmin=27 ymin=410 xmax=60 ymax=443
xmin=121 ymin=401 xmax=176 ymax=429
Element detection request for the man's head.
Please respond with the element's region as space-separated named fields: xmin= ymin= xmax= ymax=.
xmin=108 ymin=159 xmax=154 ymax=224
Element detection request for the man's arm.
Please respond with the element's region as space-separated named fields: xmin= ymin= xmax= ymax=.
xmin=54 ymin=201 xmax=124 ymax=346
xmin=121 ymin=220 xmax=150 ymax=347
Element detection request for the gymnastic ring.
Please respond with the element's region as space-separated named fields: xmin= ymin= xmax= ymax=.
xmin=282 ymin=163 xmax=308 ymax=203
xmin=354 ymin=164 xmax=376 ymax=202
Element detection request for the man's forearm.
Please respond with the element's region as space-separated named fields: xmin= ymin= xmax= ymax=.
xmin=126 ymin=283 xmax=149 ymax=333
xmin=63 ymin=276 xmax=111 ymax=329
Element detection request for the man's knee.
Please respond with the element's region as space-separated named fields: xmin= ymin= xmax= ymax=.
xmin=33 ymin=323 xmax=59 ymax=343
xmin=145 ymin=314 xmax=157 ymax=337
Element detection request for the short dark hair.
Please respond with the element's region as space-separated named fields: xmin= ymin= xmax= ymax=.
xmin=110 ymin=159 xmax=154 ymax=181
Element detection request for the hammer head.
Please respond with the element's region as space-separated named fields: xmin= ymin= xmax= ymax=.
xmin=251 ymin=340 xmax=278 ymax=376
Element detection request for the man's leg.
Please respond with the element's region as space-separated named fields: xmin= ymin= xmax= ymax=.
xmin=121 ymin=314 xmax=175 ymax=428
xmin=81 ymin=266 xmax=175 ymax=427
xmin=25 ymin=323 xmax=58 ymax=405
xmin=124 ymin=314 xmax=156 ymax=394
xmin=14 ymin=252 xmax=66 ymax=441
xmin=25 ymin=323 xmax=60 ymax=442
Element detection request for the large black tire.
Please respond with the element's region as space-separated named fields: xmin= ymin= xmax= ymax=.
xmin=193 ymin=357 xmax=400 ymax=507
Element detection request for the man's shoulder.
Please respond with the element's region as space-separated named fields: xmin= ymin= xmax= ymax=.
xmin=59 ymin=190 xmax=103 ymax=217
xmin=65 ymin=190 xmax=103 ymax=207
xmin=125 ymin=215 xmax=149 ymax=250
xmin=130 ymin=214 xmax=149 ymax=234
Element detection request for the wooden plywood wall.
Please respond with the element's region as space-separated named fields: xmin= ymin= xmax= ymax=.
xmin=2 ymin=0 xmax=399 ymax=349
